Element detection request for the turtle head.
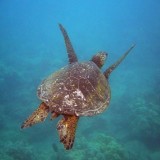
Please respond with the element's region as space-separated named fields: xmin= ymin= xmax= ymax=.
xmin=91 ymin=51 xmax=108 ymax=68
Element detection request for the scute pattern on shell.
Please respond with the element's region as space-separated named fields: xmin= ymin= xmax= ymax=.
xmin=37 ymin=61 xmax=110 ymax=116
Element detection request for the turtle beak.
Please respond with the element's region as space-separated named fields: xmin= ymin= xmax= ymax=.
xmin=99 ymin=51 xmax=108 ymax=66
xmin=101 ymin=52 xmax=108 ymax=61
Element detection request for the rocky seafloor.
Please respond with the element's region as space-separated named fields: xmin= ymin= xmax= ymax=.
xmin=0 ymin=56 xmax=160 ymax=160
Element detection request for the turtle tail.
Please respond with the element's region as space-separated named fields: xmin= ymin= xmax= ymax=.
xmin=104 ymin=44 xmax=135 ymax=79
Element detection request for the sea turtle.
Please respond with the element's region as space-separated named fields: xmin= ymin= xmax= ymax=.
xmin=21 ymin=24 xmax=135 ymax=150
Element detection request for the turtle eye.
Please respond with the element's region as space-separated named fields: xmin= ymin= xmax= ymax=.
xmin=100 ymin=51 xmax=108 ymax=62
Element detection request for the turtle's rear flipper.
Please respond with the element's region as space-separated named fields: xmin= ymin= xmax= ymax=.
xmin=57 ymin=115 xmax=79 ymax=150
xmin=21 ymin=102 xmax=49 ymax=129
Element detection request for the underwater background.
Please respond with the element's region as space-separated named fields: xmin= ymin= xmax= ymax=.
xmin=0 ymin=0 xmax=160 ymax=159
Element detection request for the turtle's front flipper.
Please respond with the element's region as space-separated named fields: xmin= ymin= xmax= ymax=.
xmin=59 ymin=24 xmax=78 ymax=64
xmin=104 ymin=44 xmax=135 ymax=79
xmin=57 ymin=115 xmax=79 ymax=150
xmin=21 ymin=102 xmax=49 ymax=129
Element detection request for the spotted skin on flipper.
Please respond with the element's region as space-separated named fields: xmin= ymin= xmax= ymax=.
xmin=21 ymin=102 xmax=49 ymax=129
xmin=57 ymin=115 xmax=79 ymax=150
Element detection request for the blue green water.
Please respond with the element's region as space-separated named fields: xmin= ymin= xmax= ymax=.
xmin=0 ymin=0 xmax=160 ymax=159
